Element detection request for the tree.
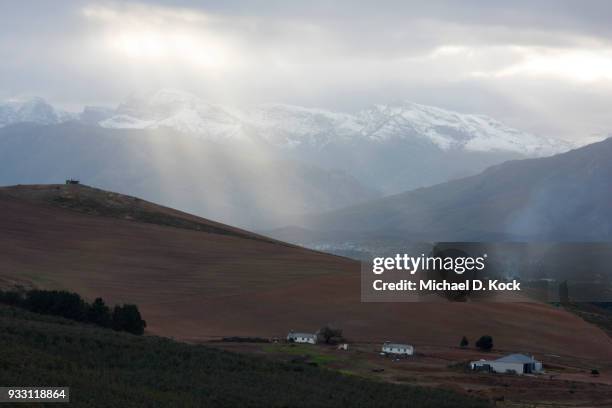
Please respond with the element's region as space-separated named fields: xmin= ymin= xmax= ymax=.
xmin=87 ymin=297 xmax=112 ymax=327
xmin=318 ymin=326 xmax=344 ymax=345
xmin=475 ymin=335 xmax=493 ymax=351
xmin=112 ymin=304 xmax=147 ymax=335
xmin=460 ymin=336 xmax=469 ymax=348
xmin=24 ymin=290 xmax=87 ymax=321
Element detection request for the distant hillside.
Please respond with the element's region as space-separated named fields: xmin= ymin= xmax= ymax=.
xmin=291 ymin=137 xmax=612 ymax=242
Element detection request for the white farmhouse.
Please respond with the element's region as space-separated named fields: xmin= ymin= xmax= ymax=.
xmin=471 ymin=353 xmax=543 ymax=375
xmin=381 ymin=342 xmax=414 ymax=356
xmin=287 ymin=331 xmax=317 ymax=344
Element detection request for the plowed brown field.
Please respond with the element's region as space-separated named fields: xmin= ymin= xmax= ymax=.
xmin=1 ymin=184 xmax=610 ymax=362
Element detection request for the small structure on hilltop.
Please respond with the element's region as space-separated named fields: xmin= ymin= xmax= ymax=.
xmin=65 ymin=179 xmax=80 ymax=185
xmin=470 ymin=353 xmax=543 ymax=375
xmin=287 ymin=331 xmax=317 ymax=344
xmin=337 ymin=343 xmax=349 ymax=351
xmin=381 ymin=341 xmax=414 ymax=356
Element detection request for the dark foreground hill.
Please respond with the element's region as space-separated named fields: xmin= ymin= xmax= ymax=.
xmin=291 ymin=137 xmax=612 ymax=242
xmin=0 ymin=184 xmax=611 ymax=362
xmin=0 ymin=305 xmax=489 ymax=408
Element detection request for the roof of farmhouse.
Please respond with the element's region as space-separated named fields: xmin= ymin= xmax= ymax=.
xmin=383 ymin=343 xmax=412 ymax=348
xmin=495 ymin=354 xmax=536 ymax=363
xmin=288 ymin=332 xmax=316 ymax=338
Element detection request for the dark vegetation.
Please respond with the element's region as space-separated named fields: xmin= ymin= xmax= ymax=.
xmin=0 ymin=305 xmax=491 ymax=407
xmin=475 ymin=335 xmax=493 ymax=351
xmin=318 ymin=325 xmax=344 ymax=345
xmin=0 ymin=289 xmax=146 ymax=335
xmin=460 ymin=336 xmax=469 ymax=348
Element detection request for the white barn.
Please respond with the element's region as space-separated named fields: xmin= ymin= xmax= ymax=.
xmin=471 ymin=353 xmax=543 ymax=375
xmin=381 ymin=342 xmax=414 ymax=356
xmin=287 ymin=331 xmax=317 ymax=344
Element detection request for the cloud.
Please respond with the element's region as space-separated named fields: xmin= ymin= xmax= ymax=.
xmin=2 ymin=1 xmax=612 ymax=141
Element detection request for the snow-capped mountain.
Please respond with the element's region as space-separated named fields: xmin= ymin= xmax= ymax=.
xmin=0 ymin=97 xmax=75 ymax=128
xmin=0 ymin=90 xmax=584 ymax=195
xmin=0 ymin=90 xmax=574 ymax=156
xmin=98 ymin=89 xmax=572 ymax=156
xmin=354 ymin=103 xmax=568 ymax=156
xmin=101 ymin=89 xmax=244 ymax=140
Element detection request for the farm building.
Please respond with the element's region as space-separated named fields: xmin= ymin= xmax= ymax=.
xmin=381 ymin=342 xmax=414 ymax=356
xmin=471 ymin=353 xmax=543 ymax=375
xmin=287 ymin=331 xmax=317 ymax=344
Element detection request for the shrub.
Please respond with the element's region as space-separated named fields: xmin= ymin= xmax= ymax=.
xmin=24 ymin=290 xmax=87 ymax=321
xmin=460 ymin=336 xmax=469 ymax=348
xmin=112 ymin=304 xmax=147 ymax=335
xmin=87 ymin=298 xmax=112 ymax=328
xmin=475 ymin=335 xmax=493 ymax=351
xmin=318 ymin=326 xmax=344 ymax=345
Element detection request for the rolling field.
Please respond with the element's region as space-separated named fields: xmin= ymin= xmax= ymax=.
xmin=0 ymin=184 xmax=611 ymax=365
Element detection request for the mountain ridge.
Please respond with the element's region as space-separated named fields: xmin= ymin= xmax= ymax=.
xmin=0 ymin=90 xmax=576 ymax=156
xmin=281 ymin=136 xmax=612 ymax=246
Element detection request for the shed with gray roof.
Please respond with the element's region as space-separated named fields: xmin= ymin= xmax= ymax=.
xmin=471 ymin=353 xmax=543 ymax=375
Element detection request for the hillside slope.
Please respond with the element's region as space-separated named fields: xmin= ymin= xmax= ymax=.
xmin=0 ymin=122 xmax=379 ymax=229
xmin=0 ymin=184 xmax=610 ymax=361
xmin=294 ymin=137 xmax=612 ymax=242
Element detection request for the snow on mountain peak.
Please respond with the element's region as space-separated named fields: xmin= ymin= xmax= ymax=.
xmin=0 ymin=97 xmax=74 ymax=127
xmin=98 ymin=94 xmax=572 ymax=155
xmin=102 ymin=89 xmax=244 ymax=140
xmin=0 ymin=92 xmax=573 ymax=157
xmin=356 ymin=101 xmax=571 ymax=155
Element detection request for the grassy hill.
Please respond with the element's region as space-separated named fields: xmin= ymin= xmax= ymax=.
xmin=0 ymin=305 xmax=489 ymax=408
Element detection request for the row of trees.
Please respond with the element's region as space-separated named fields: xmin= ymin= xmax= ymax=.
xmin=460 ymin=335 xmax=493 ymax=351
xmin=0 ymin=289 xmax=146 ymax=335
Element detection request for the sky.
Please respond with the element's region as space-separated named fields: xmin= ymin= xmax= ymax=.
xmin=2 ymin=0 xmax=612 ymax=142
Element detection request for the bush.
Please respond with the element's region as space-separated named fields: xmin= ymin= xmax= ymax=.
xmin=112 ymin=304 xmax=146 ymax=335
xmin=476 ymin=335 xmax=493 ymax=351
xmin=24 ymin=290 xmax=87 ymax=321
xmin=87 ymin=298 xmax=112 ymax=328
xmin=318 ymin=326 xmax=344 ymax=345
xmin=460 ymin=336 xmax=469 ymax=348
